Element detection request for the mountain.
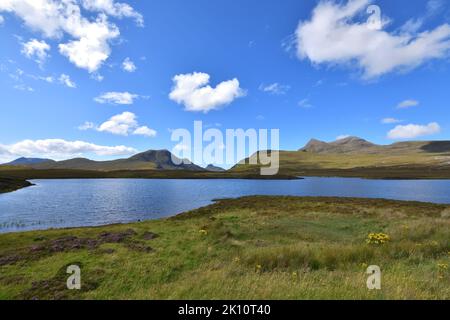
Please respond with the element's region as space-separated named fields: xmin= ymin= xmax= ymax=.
xmin=205 ymin=164 xmax=226 ymax=172
xmin=232 ymin=137 xmax=450 ymax=178
xmin=4 ymin=157 xmax=55 ymax=166
xmin=300 ymin=137 xmax=377 ymax=154
xmin=26 ymin=150 xmax=205 ymax=172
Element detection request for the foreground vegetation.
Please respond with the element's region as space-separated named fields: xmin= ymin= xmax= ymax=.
xmin=232 ymin=150 xmax=450 ymax=179
xmin=0 ymin=196 xmax=448 ymax=300
xmin=0 ymin=168 xmax=298 ymax=182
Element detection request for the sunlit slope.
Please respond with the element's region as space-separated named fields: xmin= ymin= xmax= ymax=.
xmin=232 ymin=137 xmax=450 ymax=177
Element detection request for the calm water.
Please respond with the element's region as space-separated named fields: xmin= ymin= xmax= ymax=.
xmin=0 ymin=178 xmax=449 ymax=233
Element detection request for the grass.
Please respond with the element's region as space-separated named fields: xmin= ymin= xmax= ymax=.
xmin=0 ymin=177 xmax=33 ymax=194
xmin=0 ymin=169 xmax=298 ymax=181
xmin=232 ymin=151 xmax=450 ymax=179
xmin=0 ymin=196 xmax=448 ymax=300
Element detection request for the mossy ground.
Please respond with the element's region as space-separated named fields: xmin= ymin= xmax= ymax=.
xmin=0 ymin=196 xmax=448 ymax=300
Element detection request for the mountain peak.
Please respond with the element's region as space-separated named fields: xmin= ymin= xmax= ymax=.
xmin=205 ymin=164 xmax=226 ymax=172
xmin=3 ymin=157 xmax=54 ymax=166
xmin=301 ymin=137 xmax=377 ymax=154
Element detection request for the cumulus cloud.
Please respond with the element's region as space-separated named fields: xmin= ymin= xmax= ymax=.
xmin=259 ymin=83 xmax=290 ymax=95
xmin=397 ymin=99 xmax=419 ymax=109
xmin=0 ymin=15 xmax=4 ymax=25
xmin=21 ymin=39 xmax=50 ymax=65
xmin=94 ymin=91 xmax=139 ymax=105
xmin=81 ymin=0 xmax=144 ymax=26
xmin=122 ymin=57 xmax=136 ymax=72
xmin=91 ymin=112 xmax=157 ymax=137
xmin=0 ymin=0 xmax=143 ymax=73
xmin=295 ymin=0 xmax=450 ymax=78
xmin=58 ymin=74 xmax=76 ymax=88
xmin=132 ymin=126 xmax=157 ymax=137
xmin=169 ymin=72 xmax=246 ymax=113
xmin=382 ymin=118 xmax=403 ymax=124
xmin=0 ymin=139 xmax=137 ymax=160
xmin=387 ymin=122 xmax=441 ymax=139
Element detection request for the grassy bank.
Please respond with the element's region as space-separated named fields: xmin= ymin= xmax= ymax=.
xmin=0 ymin=168 xmax=298 ymax=181
xmin=0 ymin=177 xmax=33 ymax=194
xmin=0 ymin=196 xmax=448 ymax=300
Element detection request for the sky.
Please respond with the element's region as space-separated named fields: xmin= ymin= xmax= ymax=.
xmin=1 ymin=0 xmax=450 ymax=165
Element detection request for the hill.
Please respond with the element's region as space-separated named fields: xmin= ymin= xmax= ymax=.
xmin=14 ymin=150 xmax=205 ymax=172
xmin=4 ymin=157 xmax=54 ymax=166
xmin=205 ymin=164 xmax=226 ymax=172
xmin=233 ymin=137 xmax=450 ymax=179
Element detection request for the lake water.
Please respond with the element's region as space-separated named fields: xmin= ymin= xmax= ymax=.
xmin=1 ymin=178 xmax=449 ymax=233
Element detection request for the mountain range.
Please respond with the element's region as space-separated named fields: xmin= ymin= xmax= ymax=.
xmin=1 ymin=150 xmax=228 ymax=173
xmin=2 ymin=137 xmax=450 ymax=178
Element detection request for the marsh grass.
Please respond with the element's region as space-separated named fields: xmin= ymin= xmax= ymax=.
xmin=0 ymin=196 xmax=448 ymax=300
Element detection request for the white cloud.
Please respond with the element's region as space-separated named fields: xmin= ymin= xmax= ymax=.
xmin=0 ymin=139 xmax=137 ymax=160
xmin=382 ymin=118 xmax=403 ymax=124
xmin=94 ymin=91 xmax=139 ymax=105
xmin=295 ymin=0 xmax=450 ymax=78
xmin=97 ymin=111 xmax=137 ymax=135
xmin=259 ymin=83 xmax=290 ymax=95
xmin=78 ymin=121 xmax=96 ymax=130
xmin=169 ymin=72 xmax=246 ymax=113
xmin=21 ymin=39 xmax=50 ymax=65
xmin=0 ymin=15 xmax=4 ymax=25
xmin=0 ymin=0 xmax=143 ymax=73
xmin=387 ymin=122 xmax=441 ymax=139
xmin=298 ymin=98 xmax=313 ymax=108
xmin=122 ymin=57 xmax=136 ymax=72
xmin=81 ymin=0 xmax=144 ymax=27
xmin=58 ymin=74 xmax=76 ymax=88
xmin=14 ymin=84 xmax=34 ymax=92
xmin=397 ymin=99 xmax=419 ymax=109
xmin=94 ymin=111 xmax=157 ymax=137
xmin=132 ymin=126 xmax=157 ymax=137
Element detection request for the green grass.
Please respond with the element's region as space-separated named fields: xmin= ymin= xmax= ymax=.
xmin=0 ymin=169 xmax=298 ymax=181
xmin=232 ymin=150 xmax=450 ymax=179
xmin=0 ymin=196 xmax=449 ymax=300
xmin=0 ymin=177 xmax=33 ymax=194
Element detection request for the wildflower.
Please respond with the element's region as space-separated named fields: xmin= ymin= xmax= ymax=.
xmin=199 ymin=229 xmax=208 ymax=236
xmin=255 ymin=264 xmax=262 ymax=273
xmin=438 ymin=263 xmax=448 ymax=271
xmin=366 ymin=233 xmax=391 ymax=245
xmin=437 ymin=263 xmax=448 ymax=280
xmin=292 ymin=271 xmax=298 ymax=280
xmin=233 ymin=257 xmax=240 ymax=263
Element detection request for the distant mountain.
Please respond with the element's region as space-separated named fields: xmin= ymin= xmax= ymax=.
xmin=205 ymin=164 xmax=226 ymax=172
xmin=300 ymin=137 xmax=450 ymax=155
xmin=232 ymin=137 xmax=450 ymax=178
xmin=301 ymin=137 xmax=377 ymax=154
xmin=27 ymin=150 xmax=205 ymax=172
xmin=4 ymin=157 xmax=54 ymax=166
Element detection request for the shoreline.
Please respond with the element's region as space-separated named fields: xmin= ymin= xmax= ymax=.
xmin=0 ymin=195 xmax=448 ymax=236
xmin=0 ymin=177 xmax=34 ymax=194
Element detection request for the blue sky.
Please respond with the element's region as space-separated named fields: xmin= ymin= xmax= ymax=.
xmin=1 ymin=0 xmax=450 ymax=164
